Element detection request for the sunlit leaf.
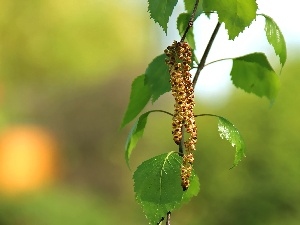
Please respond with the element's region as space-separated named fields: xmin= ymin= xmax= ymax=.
xmin=148 ymin=0 xmax=178 ymax=34
xmin=231 ymin=53 xmax=280 ymax=103
xmin=218 ymin=116 xmax=245 ymax=168
xmin=145 ymin=54 xmax=171 ymax=102
xmin=262 ymin=14 xmax=287 ymax=67
xmin=203 ymin=0 xmax=258 ymax=39
xmin=177 ymin=13 xmax=196 ymax=49
xmin=121 ymin=75 xmax=151 ymax=128
xmin=134 ymin=152 xmax=200 ymax=225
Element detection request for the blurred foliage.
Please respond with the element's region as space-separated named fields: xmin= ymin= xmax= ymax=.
xmin=0 ymin=0 xmax=155 ymax=224
xmin=0 ymin=187 xmax=117 ymax=224
xmin=0 ymin=0 xmax=151 ymax=85
xmin=6 ymin=58 xmax=296 ymax=225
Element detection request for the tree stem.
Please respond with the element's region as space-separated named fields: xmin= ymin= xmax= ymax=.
xmin=180 ymin=0 xmax=199 ymax=42
xmin=179 ymin=127 xmax=184 ymax=156
xmin=193 ymin=22 xmax=221 ymax=88
xmin=178 ymin=0 xmax=200 ymax=156
xmin=166 ymin=211 xmax=171 ymax=225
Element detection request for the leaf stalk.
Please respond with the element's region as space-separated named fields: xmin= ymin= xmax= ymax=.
xmin=193 ymin=22 xmax=221 ymax=88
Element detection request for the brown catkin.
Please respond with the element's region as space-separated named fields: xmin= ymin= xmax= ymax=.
xmin=165 ymin=41 xmax=197 ymax=191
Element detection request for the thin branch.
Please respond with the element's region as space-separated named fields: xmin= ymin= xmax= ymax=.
xmin=166 ymin=212 xmax=171 ymax=225
xmin=147 ymin=110 xmax=184 ymax=156
xmin=179 ymin=126 xmax=184 ymax=156
xmin=180 ymin=0 xmax=199 ymax=42
xmin=157 ymin=217 xmax=164 ymax=225
xmin=194 ymin=113 xmax=220 ymax=118
xmin=149 ymin=109 xmax=173 ymax=117
xmin=204 ymin=57 xmax=232 ymax=67
xmin=192 ymin=57 xmax=232 ymax=69
xmin=192 ymin=22 xmax=221 ymax=88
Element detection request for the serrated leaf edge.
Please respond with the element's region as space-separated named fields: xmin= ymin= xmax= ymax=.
xmin=260 ymin=13 xmax=287 ymax=67
xmin=217 ymin=116 xmax=246 ymax=168
xmin=133 ymin=152 xmax=200 ymax=224
xmin=147 ymin=0 xmax=178 ymax=34
xmin=194 ymin=114 xmax=246 ymax=168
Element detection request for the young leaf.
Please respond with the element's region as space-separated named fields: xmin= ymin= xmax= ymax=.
xmin=125 ymin=110 xmax=173 ymax=168
xmin=231 ymin=53 xmax=280 ymax=103
xmin=145 ymin=54 xmax=171 ymax=102
xmin=148 ymin=0 xmax=178 ymax=34
xmin=134 ymin=152 xmax=200 ymax=225
xmin=125 ymin=111 xmax=152 ymax=168
xmin=218 ymin=116 xmax=245 ymax=168
xmin=177 ymin=13 xmax=196 ymax=49
xmin=121 ymin=74 xmax=151 ymax=128
xmin=183 ymin=0 xmax=203 ymax=19
xmin=203 ymin=0 xmax=258 ymax=39
xmin=262 ymin=14 xmax=287 ymax=67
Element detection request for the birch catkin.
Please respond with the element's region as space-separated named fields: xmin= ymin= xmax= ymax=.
xmin=165 ymin=41 xmax=197 ymax=190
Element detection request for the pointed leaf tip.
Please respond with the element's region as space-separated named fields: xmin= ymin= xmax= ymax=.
xmin=218 ymin=117 xmax=245 ymax=168
xmin=148 ymin=0 xmax=179 ymax=34
xmin=231 ymin=53 xmax=280 ymax=103
xmin=262 ymin=14 xmax=287 ymax=67
xmin=203 ymin=0 xmax=258 ymax=39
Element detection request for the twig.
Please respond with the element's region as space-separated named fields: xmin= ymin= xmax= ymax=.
xmin=194 ymin=113 xmax=220 ymax=118
xmin=157 ymin=217 xmax=164 ymax=225
xmin=180 ymin=0 xmax=199 ymax=42
xmin=179 ymin=127 xmax=184 ymax=156
xmin=149 ymin=109 xmax=173 ymax=117
xmin=166 ymin=212 xmax=171 ymax=225
xmin=178 ymin=22 xmax=221 ymax=186
xmin=192 ymin=22 xmax=221 ymax=88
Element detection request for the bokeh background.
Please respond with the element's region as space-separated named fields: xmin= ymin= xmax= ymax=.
xmin=0 ymin=0 xmax=299 ymax=224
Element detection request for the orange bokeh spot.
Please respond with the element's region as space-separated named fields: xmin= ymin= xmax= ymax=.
xmin=0 ymin=125 xmax=58 ymax=194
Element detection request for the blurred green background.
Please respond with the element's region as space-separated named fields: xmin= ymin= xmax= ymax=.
xmin=0 ymin=0 xmax=299 ymax=224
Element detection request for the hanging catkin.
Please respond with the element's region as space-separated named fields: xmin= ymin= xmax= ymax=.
xmin=165 ymin=41 xmax=197 ymax=190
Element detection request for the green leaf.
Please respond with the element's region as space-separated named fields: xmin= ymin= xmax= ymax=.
xmin=181 ymin=171 xmax=200 ymax=204
xmin=183 ymin=0 xmax=203 ymax=19
xmin=121 ymin=74 xmax=151 ymax=128
xmin=148 ymin=0 xmax=178 ymax=34
xmin=218 ymin=116 xmax=245 ymax=168
xmin=262 ymin=14 xmax=287 ymax=67
xmin=177 ymin=13 xmax=196 ymax=49
xmin=125 ymin=110 xmax=173 ymax=168
xmin=134 ymin=152 xmax=200 ymax=225
xmin=125 ymin=111 xmax=152 ymax=168
xmin=145 ymin=54 xmax=171 ymax=102
xmin=231 ymin=53 xmax=280 ymax=103
xmin=192 ymin=49 xmax=199 ymax=65
xmin=203 ymin=0 xmax=258 ymax=39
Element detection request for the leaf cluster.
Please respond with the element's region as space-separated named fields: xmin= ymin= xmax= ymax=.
xmin=121 ymin=0 xmax=287 ymax=224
